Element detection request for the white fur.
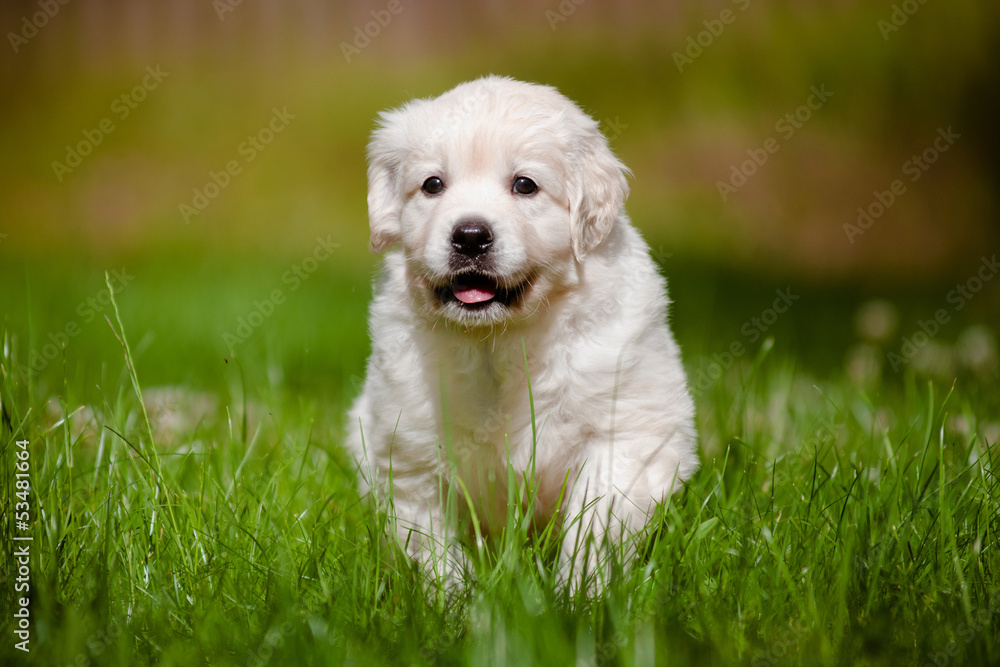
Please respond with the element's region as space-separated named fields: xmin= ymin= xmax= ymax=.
xmin=348 ymin=76 xmax=698 ymax=586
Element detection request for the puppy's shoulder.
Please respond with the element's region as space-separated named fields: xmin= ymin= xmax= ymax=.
xmin=592 ymin=217 xmax=669 ymax=300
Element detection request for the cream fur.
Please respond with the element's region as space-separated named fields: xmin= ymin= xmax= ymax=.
xmin=347 ymin=76 xmax=698 ymax=587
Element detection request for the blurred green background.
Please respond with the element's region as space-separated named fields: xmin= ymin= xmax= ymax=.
xmin=1 ymin=0 xmax=999 ymax=417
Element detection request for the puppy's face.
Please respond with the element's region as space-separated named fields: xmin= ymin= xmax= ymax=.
xmin=367 ymin=77 xmax=629 ymax=328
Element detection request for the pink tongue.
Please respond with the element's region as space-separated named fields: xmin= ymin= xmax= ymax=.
xmin=453 ymin=285 xmax=495 ymax=304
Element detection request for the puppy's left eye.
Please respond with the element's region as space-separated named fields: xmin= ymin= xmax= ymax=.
xmin=422 ymin=177 xmax=445 ymax=195
xmin=512 ymin=177 xmax=537 ymax=195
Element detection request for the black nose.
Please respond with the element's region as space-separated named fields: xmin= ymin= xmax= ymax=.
xmin=451 ymin=220 xmax=493 ymax=257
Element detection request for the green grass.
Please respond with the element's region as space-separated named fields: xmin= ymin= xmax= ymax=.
xmin=1 ymin=259 xmax=999 ymax=666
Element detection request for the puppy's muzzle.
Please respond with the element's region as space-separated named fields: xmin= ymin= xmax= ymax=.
xmin=435 ymin=218 xmax=532 ymax=313
xmin=444 ymin=219 xmax=495 ymax=305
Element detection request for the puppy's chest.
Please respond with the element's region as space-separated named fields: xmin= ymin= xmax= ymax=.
xmin=442 ymin=348 xmax=581 ymax=525
xmin=443 ymin=347 xmax=535 ymax=464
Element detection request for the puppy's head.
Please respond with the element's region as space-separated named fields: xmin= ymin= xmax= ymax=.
xmin=367 ymin=76 xmax=629 ymax=327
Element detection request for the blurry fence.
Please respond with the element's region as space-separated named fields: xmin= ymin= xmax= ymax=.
xmin=2 ymin=0 xmax=690 ymax=71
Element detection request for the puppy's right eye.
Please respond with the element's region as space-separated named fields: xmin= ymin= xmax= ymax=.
xmin=512 ymin=177 xmax=537 ymax=195
xmin=422 ymin=177 xmax=445 ymax=195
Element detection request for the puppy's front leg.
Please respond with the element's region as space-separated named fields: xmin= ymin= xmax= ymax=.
xmin=389 ymin=477 xmax=470 ymax=588
xmin=558 ymin=440 xmax=685 ymax=592
xmin=558 ymin=477 xmax=649 ymax=593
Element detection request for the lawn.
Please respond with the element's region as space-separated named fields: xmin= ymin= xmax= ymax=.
xmin=1 ymin=252 xmax=998 ymax=666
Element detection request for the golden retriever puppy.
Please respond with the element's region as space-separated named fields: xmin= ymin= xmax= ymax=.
xmin=348 ymin=76 xmax=698 ymax=589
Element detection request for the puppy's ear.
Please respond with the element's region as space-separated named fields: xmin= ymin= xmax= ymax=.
xmin=366 ymin=112 xmax=406 ymax=254
xmin=568 ymin=122 xmax=630 ymax=260
xmin=367 ymin=160 xmax=401 ymax=253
